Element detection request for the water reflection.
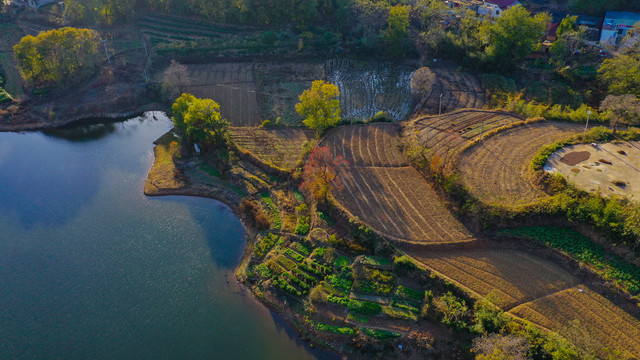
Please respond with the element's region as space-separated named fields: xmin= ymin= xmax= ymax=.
xmin=43 ymin=123 xmax=117 ymax=142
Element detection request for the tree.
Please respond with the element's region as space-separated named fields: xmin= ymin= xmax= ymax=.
xmin=295 ymin=80 xmax=341 ymax=136
xmin=550 ymin=26 xmax=586 ymax=68
xmin=479 ymin=5 xmax=550 ymax=69
xmin=13 ymin=27 xmax=100 ymax=88
xmin=171 ymin=93 xmax=230 ymax=148
xmin=600 ymin=94 xmax=640 ymax=134
xmin=556 ymin=15 xmax=578 ymax=37
xmin=598 ymin=54 xmax=640 ymax=96
xmin=383 ymin=5 xmax=411 ymax=57
xmin=300 ymin=146 xmax=348 ymax=202
xmin=473 ymin=334 xmax=530 ymax=360
xmin=162 ymin=60 xmax=190 ymax=101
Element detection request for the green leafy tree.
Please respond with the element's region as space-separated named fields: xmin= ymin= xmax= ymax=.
xmin=479 ymin=5 xmax=550 ymax=69
xmin=598 ymin=54 xmax=640 ymax=96
xmin=295 ymin=80 xmax=341 ymax=136
xmin=383 ymin=5 xmax=411 ymax=57
xmin=13 ymin=27 xmax=100 ymax=88
xmin=556 ymin=15 xmax=578 ymax=37
xmin=171 ymin=93 xmax=230 ymax=148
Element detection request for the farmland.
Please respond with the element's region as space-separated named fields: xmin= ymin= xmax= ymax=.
xmin=413 ymin=248 xmax=580 ymax=309
xmin=138 ymin=14 xmax=297 ymax=58
xmin=255 ymin=62 xmax=326 ymax=125
xmin=457 ymin=121 xmax=583 ymax=206
xmin=327 ymin=59 xmax=416 ymax=121
xmin=181 ymin=63 xmax=259 ymax=126
xmin=321 ymin=123 xmax=474 ymax=244
xmin=416 ymin=66 xmax=485 ymax=115
xmin=405 ymin=109 xmax=524 ymax=167
xmin=509 ymin=286 xmax=640 ymax=359
xmin=230 ymin=127 xmax=314 ymax=170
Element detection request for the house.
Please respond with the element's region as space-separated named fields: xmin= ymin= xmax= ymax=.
xmin=478 ymin=0 xmax=520 ymax=18
xmin=3 ymin=0 xmax=56 ymax=8
xmin=600 ymin=11 xmax=640 ymax=45
xmin=444 ymin=0 xmax=482 ymax=13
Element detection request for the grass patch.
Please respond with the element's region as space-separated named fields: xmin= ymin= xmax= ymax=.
xmin=395 ymin=285 xmax=424 ymax=302
xmin=312 ymin=321 xmax=355 ymax=335
xmin=361 ymin=327 xmax=401 ymax=340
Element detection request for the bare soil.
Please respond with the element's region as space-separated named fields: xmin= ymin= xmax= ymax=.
xmin=546 ymin=141 xmax=640 ymax=202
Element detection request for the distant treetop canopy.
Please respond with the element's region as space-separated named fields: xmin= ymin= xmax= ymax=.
xmin=13 ymin=27 xmax=100 ymax=89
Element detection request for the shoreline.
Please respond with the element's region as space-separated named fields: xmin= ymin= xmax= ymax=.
xmin=142 ymin=138 xmax=348 ymax=358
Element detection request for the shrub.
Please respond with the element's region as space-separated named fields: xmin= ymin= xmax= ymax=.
xmin=254 ymin=233 xmax=281 ymax=258
xmin=295 ymin=215 xmax=310 ymax=235
xmin=261 ymin=119 xmax=272 ymax=127
xmin=361 ymin=328 xmax=401 ymax=340
xmin=0 ymin=88 xmax=12 ymax=104
xmin=240 ymin=199 xmax=270 ymax=230
xmin=393 ymin=255 xmax=416 ymax=273
xmin=263 ymin=31 xmax=277 ymax=45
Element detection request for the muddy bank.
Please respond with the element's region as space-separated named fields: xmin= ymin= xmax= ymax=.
xmin=0 ymin=81 xmax=167 ymax=132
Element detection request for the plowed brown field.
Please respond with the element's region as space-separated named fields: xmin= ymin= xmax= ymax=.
xmin=321 ymin=123 xmax=473 ymax=244
xmin=230 ymin=127 xmax=314 ymax=170
xmin=419 ymin=67 xmax=485 ymax=114
xmin=509 ymin=286 xmax=640 ymax=358
xmin=414 ymin=248 xmax=580 ymax=309
xmin=183 ymin=63 xmax=259 ymax=126
xmin=457 ymin=122 xmax=582 ymax=206
xmin=407 ymin=110 xmax=523 ymax=165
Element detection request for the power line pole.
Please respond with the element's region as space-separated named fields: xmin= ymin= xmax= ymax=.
xmin=102 ymin=39 xmax=111 ymax=65
xmin=58 ymin=2 xmax=66 ymax=25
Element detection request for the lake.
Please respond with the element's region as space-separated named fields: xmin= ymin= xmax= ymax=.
xmin=0 ymin=113 xmax=337 ymax=360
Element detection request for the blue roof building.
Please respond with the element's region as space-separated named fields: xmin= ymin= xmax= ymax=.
xmin=600 ymin=11 xmax=640 ymax=45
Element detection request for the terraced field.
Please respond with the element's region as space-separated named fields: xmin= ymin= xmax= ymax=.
xmin=457 ymin=122 xmax=582 ymax=206
xmin=406 ymin=110 xmax=523 ymax=167
xmin=321 ymin=123 xmax=473 ymax=244
xmin=414 ymin=248 xmax=580 ymax=309
xmin=418 ymin=67 xmax=485 ymax=114
xmin=509 ymin=286 xmax=640 ymax=358
xmin=230 ymin=127 xmax=314 ymax=170
xmin=182 ymin=63 xmax=259 ymax=126
xmin=327 ymin=59 xmax=416 ymax=121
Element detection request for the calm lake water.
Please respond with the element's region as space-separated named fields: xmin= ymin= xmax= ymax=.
xmin=0 ymin=113 xmax=337 ymax=360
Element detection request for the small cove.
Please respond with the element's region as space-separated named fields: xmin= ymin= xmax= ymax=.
xmin=0 ymin=112 xmax=336 ymax=360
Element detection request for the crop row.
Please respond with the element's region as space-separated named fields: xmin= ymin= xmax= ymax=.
xmin=336 ymin=165 xmax=473 ymax=243
xmin=503 ymin=226 xmax=640 ymax=294
xmin=457 ymin=122 xmax=582 ymax=206
xmin=321 ymin=123 xmax=407 ymax=167
xmin=416 ymin=248 xmax=579 ymax=309
xmin=509 ymin=287 xmax=640 ymax=358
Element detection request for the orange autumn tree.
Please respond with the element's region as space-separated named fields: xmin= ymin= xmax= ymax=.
xmin=300 ymin=146 xmax=348 ymax=202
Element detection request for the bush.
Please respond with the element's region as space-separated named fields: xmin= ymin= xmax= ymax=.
xmin=240 ymin=199 xmax=270 ymax=230
xmin=254 ymin=232 xmax=281 ymax=258
xmin=261 ymin=119 xmax=272 ymax=127
xmin=393 ymin=255 xmax=416 ymax=273
xmin=0 ymin=88 xmax=12 ymax=104
xmin=263 ymin=31 xmax=277 ymax=45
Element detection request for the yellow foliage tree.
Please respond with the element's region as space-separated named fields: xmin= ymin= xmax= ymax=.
xmin=13 ymin=27 xmax=100 ymax=88
xmin=295 ymin=80 xmax=341 ymax=136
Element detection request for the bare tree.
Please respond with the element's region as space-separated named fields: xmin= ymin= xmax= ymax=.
xmin=600 ymin=94 xmax=640 ymax=134
xmin=162 ymin=60 xmax=189 ymax=101
xmin=473 ymin=334 xmax=530 ymax=360
xmin=410 ymin=67 xmax=436 ymax=102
